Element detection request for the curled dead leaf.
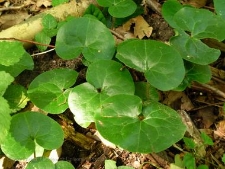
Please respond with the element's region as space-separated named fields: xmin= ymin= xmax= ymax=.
xmin=123 ymin=15 xmax=153 ymax=39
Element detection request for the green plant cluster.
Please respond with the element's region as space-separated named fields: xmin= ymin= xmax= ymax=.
xmin=0 ymin=0 xmax=224 ymax=168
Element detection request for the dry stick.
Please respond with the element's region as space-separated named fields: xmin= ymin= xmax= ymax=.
xmin=193 ymin=82 xmax=225 ymax=99
xmin=145 ymin=0 xmax=162 ymax=14
xmin=0 ymin=4 xmax=28 ymax=12
xmin=0 ymin=0 xmax=97 ymax=48
xmin=0 ymin=37 xmax=55 ymax=48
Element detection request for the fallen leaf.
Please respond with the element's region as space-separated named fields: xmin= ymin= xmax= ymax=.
xmin=197 ymin=107 xmax=216 ymax=128
xmin=123 ymin=15 xmax=153 ymax=39
xmin=214 ymin=120 xmax=225 ymax=138
xmin=36 ymin=0 xmax=51 ymax=7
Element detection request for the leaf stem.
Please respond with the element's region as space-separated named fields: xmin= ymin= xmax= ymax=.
xmin=0 ymin=38 xmax=55 ymax=48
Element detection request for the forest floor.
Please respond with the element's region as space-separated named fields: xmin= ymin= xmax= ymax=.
xmin=0 ymin=0 xmax=225 ymax=169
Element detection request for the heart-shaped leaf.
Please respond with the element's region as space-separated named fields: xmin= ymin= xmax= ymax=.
xmin=1 ymin=112 xmax=64 ymax=160
xmin=68 ymin=60 xmax=134 ymax=127
xmin=170 ymin=30 xmax=220 ymax=65
xmin=116 ymin=39 xmax=185 ymax=91
xmin=96 ymin=0 xmax=137 ymax=18
xmin=55 ymin=17 xmax=115 ymax=62
xmin=28 ymin=68 xmax=78 ymax=114
xmin=26 ymin=157 xmax=75 ymax=169
xmin=0 ymin=97 xmax=11 ymax=144
xmin=95 ymin=94 xmax=186 ymax=153
xmin=174 ymin=7 xmax=225 ymax=41
xmin=0 ymin=41 xmax=25 ymax=66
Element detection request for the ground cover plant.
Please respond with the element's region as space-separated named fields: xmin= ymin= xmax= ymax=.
xmin=0 ymin=0 xmax=225 ymax=168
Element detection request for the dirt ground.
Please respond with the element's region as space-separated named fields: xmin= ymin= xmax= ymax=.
xmin=1 ymin=0 xmax=225 ymax=168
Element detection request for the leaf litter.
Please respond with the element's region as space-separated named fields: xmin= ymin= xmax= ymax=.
xmin=1 ymin=0 xmax=225 ymax=168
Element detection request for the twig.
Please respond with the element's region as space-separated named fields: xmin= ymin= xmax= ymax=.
xmin=0 ymin=4 xmax=27 ymax=12
xmin=193 ymin=82 xmax=225 ymax=99
xmin=145 ymin=0 xmax=162 ymax=14
xmin=31 ymin=48 xmax=55 ymax=56
xmin=110 ymin=29 xmax=125 ymax=41
xmin=0 ymin=37 xmax=55 ymax=48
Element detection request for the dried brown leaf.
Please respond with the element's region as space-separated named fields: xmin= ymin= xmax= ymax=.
xmin=123 ymin=15 xmax=153 ymax=39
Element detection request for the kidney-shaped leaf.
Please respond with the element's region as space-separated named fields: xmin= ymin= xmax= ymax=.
xmin=95 ymin=94 xmax=186 ymax=153
xmin=170 ymin=30 xmax=220 ymax=65
xmin=174 ymin=7 xmax=225 ymax=41
xmin=28 ymin=68 xmax=78 ymax=114
xmin=68 ymin=60 xmax=134 ymax=127
xmin=97 ymin=0 xmax=137 ymax=18
xmin=86 ymin=60 xmax=134 ymax=95
xmin=1 ymin=112 xmax=64 ymax=160
xmin=116 ymin=39 xmax=185 ymax=91
xmin=55 ymin=17 xmax=115 ymax=62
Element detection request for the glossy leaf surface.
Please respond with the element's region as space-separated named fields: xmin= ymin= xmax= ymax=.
xmin=28 ymin=68 xmax=78 ymax=114
xmin=56 ymin=17 xmax=115 ymax=62
xmin=1 ymin=112 xmax=64 ymax=160
xmin=96 ymin=0 xmax=137 ymax=18
xmin=68 ymin=60 xmax=134 ymax=127
xmin=95 ymin=94 xmax=186 ymax=153
xmin=116 ymin=39 xmax=185 ymax=91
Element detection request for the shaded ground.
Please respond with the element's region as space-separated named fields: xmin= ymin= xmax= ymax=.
xmin=1 ymin=0 xmax=225 ymax=168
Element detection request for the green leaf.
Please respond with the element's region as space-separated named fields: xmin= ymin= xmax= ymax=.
xmin=52 ymin=0 xmax=69 ymax=7
xmin=0 ymin=52 xmax=34 ymax=77
xmin=69 ymin=83 xmax=101 ymax=127
xmin=86 ymin=60 xmax=134 ymax=95
xmin=105 ymin=160 xmax=117 ymax=169
xmin=214 ymin=0 xmax=225 ymax=21
xmin=0 ymin=71 xmax=14 ymax=96
xmin=197 ymin=165 xmax=209 ymax=169
xmin=222 ymin=154 xmax=225 ymax=164
xmin=95 ymin=94 xmax=186 ymax=153
xmin=185 ymin=62 xmax=211 ymax=83
xmin=116 ymin=39 xmax=185 ymax=91
xmin=28 ymin=68 xmax=78 ymax=114
xmin=161 ymin=0 xmax=182 ymax=28
xmin=183 ymin=153 xmax=195 ymax=169
xmin=170 ymin=30 xmax=220 ymax=65
xmin=183 ymin=137 xmax=196 ymax=149
xmin=55 ymin=17 xmax=115 ymax=62
xmin=96 ymin=0 xmax=137 ymax=18
xmin=0 ymin=97 xmax=11 ymax=144
xmin=1 ymin=112 xmax=64 ymax=160
xmin=84 ymin=4 xmax=107 ymax=24
xmin=0 ymin=41 xmax=25 ymax=66
xmin=200 ymin=132 xmax=213 ymax=146
xmin=174 ymin=7 xmax=225 ymax=41
xmin=26 ymin=157 xmax=75 ymax=169
xmin=34 ymin=32 xmax=51 ymax=52
xmin=3 ymin=84 xmax=29 ymax=112
xmin=68 ymin=60 xmax=134 ymax=127
xmin=42 ymin=14 xmax=58 ymax=30
xmin=26 ymin=157 xmax=54 ymax=169
xmin=135 ymin=82 xmax=159 ymax=101
xmin=55 ymin=161 xmax=75 ymax=169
